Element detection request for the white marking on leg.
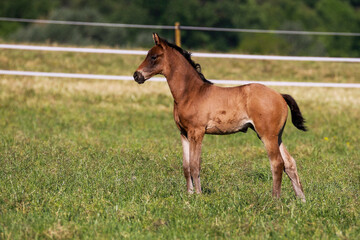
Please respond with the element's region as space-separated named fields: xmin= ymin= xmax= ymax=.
xmin=181 ymin=135 xmax=193 ymax=193
xmin=280 ymin=143 xmax=306 ymax=201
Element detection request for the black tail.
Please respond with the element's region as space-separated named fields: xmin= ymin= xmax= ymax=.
xmin=282 ymin=94 xmax=307 ymax=131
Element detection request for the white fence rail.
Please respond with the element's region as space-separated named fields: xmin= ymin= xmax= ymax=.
xmin=1 ymin=44 xmax=360 ymax=62
xmin=1 ymin=44 xmax=359 ymax=88
xmin=1 ymin=70 xmax=359 ymax=88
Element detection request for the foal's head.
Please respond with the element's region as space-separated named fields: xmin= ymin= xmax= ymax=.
xmin=134 ymin=33 xmax=211 ymax=85
xmin=133 ymin=33 xmax=167 ymax=84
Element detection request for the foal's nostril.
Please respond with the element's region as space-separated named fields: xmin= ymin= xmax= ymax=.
xmin=133 ymin=71 xmax=139 ymax=81
xmin=133 ymin=71 xmax=145 ymax=84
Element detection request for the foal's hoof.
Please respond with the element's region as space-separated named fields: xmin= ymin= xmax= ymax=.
xmin=297 ymin=192 xmax=306 ymax=202
xmin=187 ymin=189 xmax=194 ymax=194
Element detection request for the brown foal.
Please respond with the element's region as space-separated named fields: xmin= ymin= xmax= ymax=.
xmin=134 ymin=33 xmax=307 ymax=201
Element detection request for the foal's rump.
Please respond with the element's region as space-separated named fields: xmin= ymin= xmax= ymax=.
xmin=242 ymin=84 xmax=289 ymax=137
xmin=240 ymin=83 xmax=307 ymax=141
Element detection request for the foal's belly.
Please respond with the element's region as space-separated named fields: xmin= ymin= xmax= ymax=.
xmin=205 ymin=118 xmax=253 ymax=135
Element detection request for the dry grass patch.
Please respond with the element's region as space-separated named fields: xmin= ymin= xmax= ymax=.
xmin=0 ymin=77 xmax=170 ymax=98
xmin=1 ymin=77 xmax=359 ymax=114
xmin=42 ymin=221 xmax=78 ymax=240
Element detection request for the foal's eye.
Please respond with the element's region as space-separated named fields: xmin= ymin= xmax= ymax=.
xmin=151 ymin=55 xmax=157 ymax=60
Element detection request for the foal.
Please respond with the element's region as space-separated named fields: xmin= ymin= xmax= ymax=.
xmin=134 ymin=33 xmax=307 ymax=201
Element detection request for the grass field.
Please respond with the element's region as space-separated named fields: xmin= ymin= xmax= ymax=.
xmin=0 ymin=46 xmax=360 ymax=239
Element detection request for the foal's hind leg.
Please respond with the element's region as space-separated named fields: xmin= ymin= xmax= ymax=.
xmin=181 ymin=134 xmax=193 ymax=193
xmin=279 ymin=143 xmax=306 ymax=201
xmin=262 ymin=137 xmax=285 ymax=198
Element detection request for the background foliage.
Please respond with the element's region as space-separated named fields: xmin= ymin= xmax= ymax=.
xmin=0 ymin=0 xmax=360 ymax=56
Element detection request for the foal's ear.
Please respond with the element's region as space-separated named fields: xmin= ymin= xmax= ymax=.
xmin=153 ymin=33 xmax=161 ymax=45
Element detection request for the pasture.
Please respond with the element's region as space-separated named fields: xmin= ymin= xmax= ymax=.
xmin=0 ymin=48 xmax=359 ymax=239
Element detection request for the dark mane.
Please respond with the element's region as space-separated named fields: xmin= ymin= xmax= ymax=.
xmin=164 ymin=40 xmax=213 ymax=85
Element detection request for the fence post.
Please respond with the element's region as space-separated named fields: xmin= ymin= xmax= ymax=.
xmin=175 ymin=22 xmax=181 ymax=47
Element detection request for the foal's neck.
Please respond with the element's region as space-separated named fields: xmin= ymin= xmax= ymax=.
xmin=164 ymin=50 xmax=208 ymax=103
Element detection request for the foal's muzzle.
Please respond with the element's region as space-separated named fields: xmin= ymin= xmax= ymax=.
xmin=133 ymin=71 xmax=146 ymax=84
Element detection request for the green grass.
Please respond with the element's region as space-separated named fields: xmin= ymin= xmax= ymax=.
xmin=0 ymin=46 xmax=359 ymax=239
xmin=0 ymin=76 xmax=359 ymax=239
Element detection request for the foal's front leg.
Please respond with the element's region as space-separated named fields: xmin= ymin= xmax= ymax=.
xmin=188 ymin=129 xmax=205 ymax=194
xmin=181 ymin=134 xmax=193 ymax=193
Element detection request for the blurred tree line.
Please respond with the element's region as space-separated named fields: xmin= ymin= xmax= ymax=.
xmin=0 ymin=0 xmax=359 ymax=56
